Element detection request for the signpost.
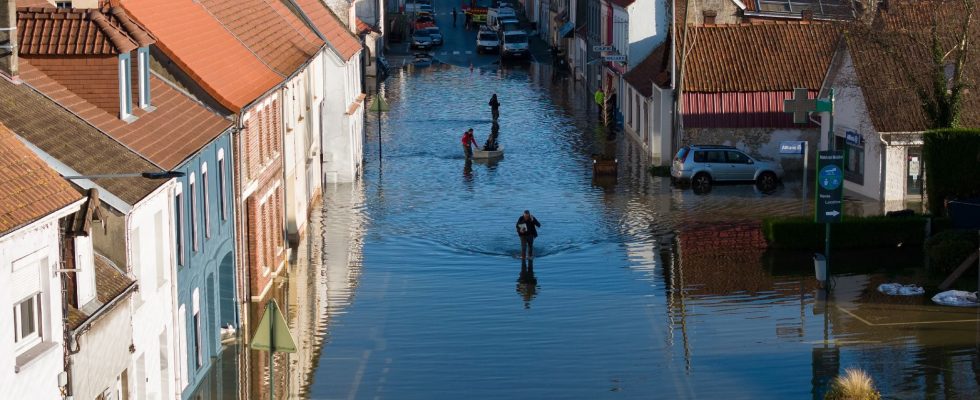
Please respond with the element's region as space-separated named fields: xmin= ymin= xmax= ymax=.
xmin=780 ymin=140 xmax=808 ymax=215
xmin=602 ymin=55 xmax=626 ymax=62
xmin=784 ymin=87 xmax=837 ymax=293
xmin=593 ymin=45 xmax=614 ymax=52
xmin=368 ymin=94 xmax=389 ymax=168
xmin=251 ymin=299 xmax=297 ymax=400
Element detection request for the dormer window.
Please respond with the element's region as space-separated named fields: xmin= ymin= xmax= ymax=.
xmin=137 ymin=47 xmax=153 ymax=110
xmin=118 ymin=53 xmax=135 ymax=122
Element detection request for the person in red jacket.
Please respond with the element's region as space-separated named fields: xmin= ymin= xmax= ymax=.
xmin=461 ymin=128 xmax=479 ymax=158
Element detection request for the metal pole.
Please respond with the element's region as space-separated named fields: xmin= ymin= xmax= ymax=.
xmin=825 ymin=89 xmax=835 ymax=294
xmin=378 ymin=100 xmax=383 ymax=168
xmin=825 ymin=223 xmax=831 ymax=294
xmin=802 ymin=141 xmax=808 ymax=216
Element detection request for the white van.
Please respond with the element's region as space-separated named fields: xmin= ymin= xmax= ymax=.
xmin=487 ymin=6 xmax=516 ymax=29
xmin=500 ymin=30 xmax=529 ymax=59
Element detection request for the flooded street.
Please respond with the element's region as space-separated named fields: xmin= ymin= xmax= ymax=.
xmin=276 ymin=64 xmax=980 ymax=399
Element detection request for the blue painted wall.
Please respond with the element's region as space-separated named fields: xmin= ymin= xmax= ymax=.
xmin=173 ymin=129 xmax=237 ymax=400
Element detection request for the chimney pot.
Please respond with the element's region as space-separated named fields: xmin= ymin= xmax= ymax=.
xmin=703 ymin=10 xmax=717 ymax=25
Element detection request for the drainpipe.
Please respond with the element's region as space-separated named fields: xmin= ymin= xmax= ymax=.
xmin=0 ymin=0 xmax=18 ymax=82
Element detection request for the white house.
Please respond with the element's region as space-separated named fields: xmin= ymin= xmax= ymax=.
xmin=601 ymin=0 xmax=669 ymax=125
xmin=622 ymin=41 xmax=673 ymax=164
xmin=0 ymin=123 xmax=85 ymax=400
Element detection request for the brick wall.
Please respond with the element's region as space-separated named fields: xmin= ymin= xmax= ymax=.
xmin=25 ymin=55 xmax=121 ymax=115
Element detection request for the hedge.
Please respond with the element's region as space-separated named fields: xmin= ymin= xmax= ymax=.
xmin=925 ymin=230 xmax=979 ymax=273
xmin=923 ymin=129 xmax=980 ymax=215
xmin=763 ymin=216 xmax=929 ymax=250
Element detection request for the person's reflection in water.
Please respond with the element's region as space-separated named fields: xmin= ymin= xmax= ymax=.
xmin=516 ymin=259 xmax=538 ymax=309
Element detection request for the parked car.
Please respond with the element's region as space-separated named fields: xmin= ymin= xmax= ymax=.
xmin=670 ymin=145 xmax=784 ymax=192
xmin=487 ymin=6 xmax=516 ymax=29
xmin=476 ymin=26 xmax=500 ymax=53
xmin=404 ymin=0 xmax=432 ymax=13
xmin=495 ymin=17 xmax=520 ymax=33
xmin=423 ymin=26 xmax=443 ymax=46
xmin=500 ymin=30 xmax=529 ymax=59
xmin=411 ymin=31 xmax=433 ymax=50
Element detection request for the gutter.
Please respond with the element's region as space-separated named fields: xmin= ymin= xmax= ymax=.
xmin=67 ymin=280 xmax=139 ymax=355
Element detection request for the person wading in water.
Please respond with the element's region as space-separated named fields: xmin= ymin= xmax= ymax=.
xmin=516 ymin=210 xmax=541 ymax=260
xmin=461 ymin=128 xmax=479 ymax=159
xmin=489 ymin=93 xmax=500 ymax=121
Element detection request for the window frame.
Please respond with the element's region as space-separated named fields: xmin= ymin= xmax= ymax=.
xmin=118 ymin=53 xmax=133 ymax=120
xmin=202 ymin=163 xmax=210 ymax=239
xmin=137 ymin=47 xmax=152 ymax=109
xmin=189 ymin=173 xmax=198 ymax=252
xmin=218 ymin=149 xmax=227 ymax=221
xmin=13 ymin=293 xmax=42 ymax=350
xmin=175 ymin=187 xmax=185 ymax=266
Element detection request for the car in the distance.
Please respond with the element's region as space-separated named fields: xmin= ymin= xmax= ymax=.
xmin=411 ymin=31 xmax=433 ymax=50
xmin=500 ymin=30 xmax=529 ymax=59
xmin=670 ymin=145 xmax=784 ymax=192
xmin=495 ymin=17 xmax=520 ymax=33
xmin=423 ymin=26 xmax=443 ymax=46
xmin=476 ymin=26 xmax=500 ymax=53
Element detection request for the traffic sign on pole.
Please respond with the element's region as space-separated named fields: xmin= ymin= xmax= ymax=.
xmin=602 ymin=55 xmax=626 ymax=62
xmin=815 ymin=151 xmax=844 ymax=223
xmin=593 ymin=45 xmax=614 ymax=52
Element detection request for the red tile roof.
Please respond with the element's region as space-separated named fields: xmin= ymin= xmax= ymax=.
xmin=0 ymin=122 xmax=82 ymax=235
xmin=355 ymin=18 xmax=376 ymax=34
xmin=17 ymin=7 xmax=140 ymax=55
xmin=682 ymin=21 xmax=840 ymax=92
xmin=18 ymin=61 xmax=233 ymax=170
xmin=623 ymin=37 xmax=671 ymax=96
xmin=197 ymin=0 xmax=322 ymax=77
xmin=120 ymin=0 xmax=282 ymax=112
xmin=291 ymin=0 xmax=362 ymax=61
xmin=843 ymin=1 xmax=980 ymax=132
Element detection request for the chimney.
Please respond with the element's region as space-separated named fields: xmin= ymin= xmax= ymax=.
xmin=801 ymin=9 xmax=814 ymax=21
xmin=0 ymin=0 xmax=18 ymax=81
xmin=702 ymin=10 xmax=717 ymax=25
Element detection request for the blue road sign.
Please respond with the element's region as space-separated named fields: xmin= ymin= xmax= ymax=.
xmin=780 ymin=141 xmax=805 ymax=155
xmin=845 ymin=131 xmax=861 ymax=146
xmin=815 ymin=151 xmax=844 ymax=223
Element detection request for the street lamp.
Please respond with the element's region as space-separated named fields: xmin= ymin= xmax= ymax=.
xmin=62 ymin=171 xmax=186 ymax=180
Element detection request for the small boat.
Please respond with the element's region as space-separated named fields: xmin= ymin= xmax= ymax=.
xmin=472 ymin=146 xmax=504 ymax=159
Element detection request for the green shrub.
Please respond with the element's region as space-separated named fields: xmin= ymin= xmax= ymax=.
xmin=648 ymin=165 xmax=671 ymax=177
xmin=923 ymin=129 xmax=980 ymax=215
xmin=763 ymin=216 xmax=928 ymax=250
xmin=925 ymin=230 xmax=979 ymax=273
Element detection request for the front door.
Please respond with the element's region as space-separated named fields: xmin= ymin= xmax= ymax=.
xmin=906 ymin=148 xmax=923 ymax=196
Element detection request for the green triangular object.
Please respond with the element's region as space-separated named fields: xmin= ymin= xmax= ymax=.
xmin=250 ymin=299 xmax=296 ymax=353
xmin=368 ymin=95 xmax=389 ymax=112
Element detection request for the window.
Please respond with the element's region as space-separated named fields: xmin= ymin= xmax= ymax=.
xmin=55 ymin=1 xmax=71 ymax=8
xmin=835 ymin=136 xmax=865 ymax=185
xmin=218 ymin=150 xmax=227 ymax=221
xmin=202 ymin=163 xmax=210 ymax=239
xmin=118 ymin=53 xmax=133 ymax=120
xmin=726 ymin=151 xmax=751 ymax=164
xmin=192 ymin=289 xmax=203 ymax=368
xmin=13 ymin=294 xmax=41 ymax=348
xmin=189 ymin=173 xmax=198 ymax=252
xmin=155 ymin=210 xmax=166 ymax=288
xmin=175 ymin=189 xmax=184 ymax=266
xmin=177 ymin=305 xmax=188 ymax=390
xmin=137 ymin=47 xmax=152 ymax=109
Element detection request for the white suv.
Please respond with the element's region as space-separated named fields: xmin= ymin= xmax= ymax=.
xmin=476 ymin=26 xmax=500 ymax=53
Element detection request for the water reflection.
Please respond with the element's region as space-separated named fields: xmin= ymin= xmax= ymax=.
xmin=516 ymin=260 xmax=538 ymax=309
xmin=292 ymin=63 xmax=980 ymax=399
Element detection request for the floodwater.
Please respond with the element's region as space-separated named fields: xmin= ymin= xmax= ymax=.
xmin=278 ymin=64 xmax=980 ymax=399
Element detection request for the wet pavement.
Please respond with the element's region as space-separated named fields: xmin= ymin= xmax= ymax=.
xmin=248 ymin=4 xmax=980 ymax=399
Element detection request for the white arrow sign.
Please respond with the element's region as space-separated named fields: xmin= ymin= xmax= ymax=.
xmin=825 ymin=210 xmax=840 ymax=217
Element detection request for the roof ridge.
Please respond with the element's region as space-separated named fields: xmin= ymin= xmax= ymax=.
xmin=261 ymin=0 xmax=323 ymax=50
xmin=88 ymin=8 xmax=140 ymax=53
xmin=107 ymin=6 xmax=156 ymax=47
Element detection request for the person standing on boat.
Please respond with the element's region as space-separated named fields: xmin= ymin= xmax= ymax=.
xmin=489 ymin=93 xmax=500 ymax=121
xmin=461 ymin=128 xmax=479 ymax=158
xmin=516 ymin=210 xmax=541 ymax=260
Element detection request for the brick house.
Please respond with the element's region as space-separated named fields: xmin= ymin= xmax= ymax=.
xmin=675 ymin=22 xmax=839 ymax=167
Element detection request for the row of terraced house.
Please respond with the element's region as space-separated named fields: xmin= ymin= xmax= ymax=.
xmin=525 ymin=0 xmax=979 ymax=212
xmin=0 ymin=0 xmax=386 ymax=398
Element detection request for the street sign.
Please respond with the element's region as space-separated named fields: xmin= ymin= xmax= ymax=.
xmin=250 ymin=299 xmax=296 ymax=353
xmin=779 ymin=141 xmax=805 ymax=155
xmin=815 ymin=151 xmax=844 ymax=223
xmin=593 ymin=45 xmax=614 ymax=52
xmin=368 ymin=95 xmax=389 ymax=112
xmin=845 ymin=131 xmax=861 ymax=145
xmin=603 ymin=55 xmax=626 ymax=62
